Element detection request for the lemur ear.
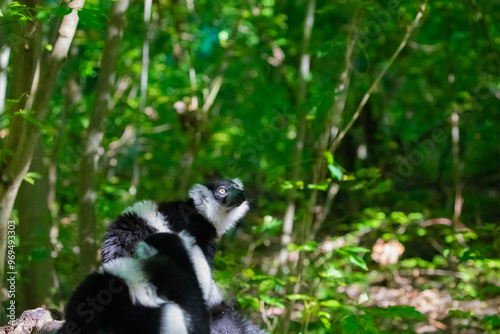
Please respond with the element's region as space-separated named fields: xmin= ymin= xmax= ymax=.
xmin=135 ymin=241 xmax=158 ymax=260
xmin=231 ymin=178 xmax=244 ymax=190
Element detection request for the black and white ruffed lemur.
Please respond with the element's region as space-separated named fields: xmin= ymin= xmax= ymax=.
xmin=60 ymin=179 xmax=264 ymax=334
xmin=101 ymin=178 xmax=250 ymax=307
xmin=97 ymin=178 xmax=265 ymax=333
xmin=58 ymin=232 xmax=210 ymax=334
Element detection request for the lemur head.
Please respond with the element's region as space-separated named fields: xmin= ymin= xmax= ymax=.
xmin=189 ymin=178 xmax=249 ymax=235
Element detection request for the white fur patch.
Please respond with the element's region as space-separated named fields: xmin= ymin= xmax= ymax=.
xmin=123 ymin=200 xmax=170 ymax=233
xmin=177 ymin=231 xmax=222 ymax=306
xmin=189 ymin=184 xmax=250 ymax=236
xmin=99 ymin=258 xmax=165 ymax=308
xmin=207 ymin=279 xmax=222 ymax=306
xmin=135 ymin=241 xmax=158 ymax=260
xmin=161 ymin=303 xmax=189 ymax=334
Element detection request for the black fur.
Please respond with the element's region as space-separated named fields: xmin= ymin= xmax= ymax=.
xmin=101 ymin=214 xmax=158 ymax=263
xmin=101 ymin=180 xmax=247 ymax=266
xmin=58 ymin=233 xmax=209 ymax=334
xmin=157 ymin=199 xmax=218 ymax=263
xmin=210 ymin=302 xmax=267 ymax=334
xmin=102 ymin=199 xmax=217 ymax=265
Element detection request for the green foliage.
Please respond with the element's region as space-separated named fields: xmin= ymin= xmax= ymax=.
xmin=2 ymin=0 xmax=499 ymax=332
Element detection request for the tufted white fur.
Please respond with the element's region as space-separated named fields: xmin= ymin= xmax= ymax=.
xmin=123 ymin=200 xmax=170 ymax=233
xmin=161 ymin=303 xmax=189 ymax=334
xmin=189 ymin=184 xmax=250 ymax=236
xmin=99 ymin=257 xmax=165 ymax=308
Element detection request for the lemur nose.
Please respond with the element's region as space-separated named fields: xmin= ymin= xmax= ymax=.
xmin=236 ymin=191 xmax=246 ymax=202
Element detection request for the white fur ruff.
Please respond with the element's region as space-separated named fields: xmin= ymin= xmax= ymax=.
xmin=189 ymin=184 xmax=250 ymax=236
xmin=123 ymin=200 xmax=170 ymax=233
xmin=99 ymin=258 xmax=165 ymax=308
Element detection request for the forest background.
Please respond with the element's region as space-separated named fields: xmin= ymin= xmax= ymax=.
xmin=0 ymin=0 xmax=499 ymax=333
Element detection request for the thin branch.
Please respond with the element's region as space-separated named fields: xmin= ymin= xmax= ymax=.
xmin=329 ymin=2 xmax=428 ymax=154
xmin=201 ymin=56 xmax=229 ymax=113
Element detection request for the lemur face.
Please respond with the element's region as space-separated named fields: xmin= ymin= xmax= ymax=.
xmin=208 ymin=179 xmax=246 ymax=209
xmin=189 ymin=178 xmax=249 ymax=235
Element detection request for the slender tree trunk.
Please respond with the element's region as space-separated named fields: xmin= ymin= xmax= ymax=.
xmin=279 ymin=2 xmax=316 ymax=333
xmin=443 ymin=12 xmax=464 ymax=234
xmin=303 ymin=10 xmax=361 ymax=243
xmin=16 ymin=140 xmax=53 ymax=311
xmin=175 ymin=0 xmax=200 ymax=197
xmin=129 ymin=0 xmax=153 ymax=197
xmin=78 ymin=0 xmax=129 ymax=276
xmin=0 ymin=0 xmax=83 ymax=294
xmin=451 ymin=110 xmax=463 ymax=226
xmin=0 ymin=46 xmax=9 ymax=114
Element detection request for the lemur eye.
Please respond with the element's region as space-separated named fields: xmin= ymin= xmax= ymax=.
xmin=218 ymin=188 xmax=226 ymax=195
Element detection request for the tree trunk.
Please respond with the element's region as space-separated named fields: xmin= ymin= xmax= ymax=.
xmin=77 ymin=0 xmax=129 ymax=276
xmin=16 ymin=140 xmax=53 ymax=311
xmin=279 ymin=2 xmax=316 ymax=333
xmin=278 ymin=0 xmax=316 ymax=273
xmin=0 ymin=0 xmax=84 ymax=296
xmin=0 ymin=0 xmax=43 ymax=299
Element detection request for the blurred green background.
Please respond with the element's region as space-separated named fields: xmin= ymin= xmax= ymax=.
xmin=1 ymin=0 xmax=499 ymax=332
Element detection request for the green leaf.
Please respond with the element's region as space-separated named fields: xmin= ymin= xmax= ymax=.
xmin=324 ymin=151 xmax=334 ymax=165
xmin=36 ymin=9 xmax=49 ymax=22
xmin=328 ymin=164 xmax=343 ymax=180
xmin=53 ymin=5 xmax=73 ymax=18
xmin=18 ymin=15 xmax=27 ymax=26
xmin=320 ymin=300 xmax=340 ymax=307
xmin=260 ymin=295 xmax=285 ymax=308
xmin=448 ymin=310 xmax=473 ymax=319
xmin=238 ymin=295 xmax=260 ymax=310
xmin=243 ymin=268 xmax=255 ymax=278
xmin=319 ymin=266 xmax=343 ymax=278
xmin=385 ymin=306 xmax=425 ymax=320
xmin=482 ymin=315 xmax=500 ymax=330
xmin=259 ymin=279 xmax=275 ymax=292
xmin=340 ymin=246 xmax=370 ymax=253
xmin=349 ymin=255 xmax=368 ymax=271
xmin=308 ymin=182 xmax=329 ymax=191
xmin=287 ymin=294 xmax=314 ymax=301
xmin=297 ymin=241 xmax=318 ymax=252
xmin=24 ymin=172 xmax=41 ymax=185
xmin=287 ymin=243 xmax=297 ymax=252
xmin=320 ymin=316 xmax=331 ymax=329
